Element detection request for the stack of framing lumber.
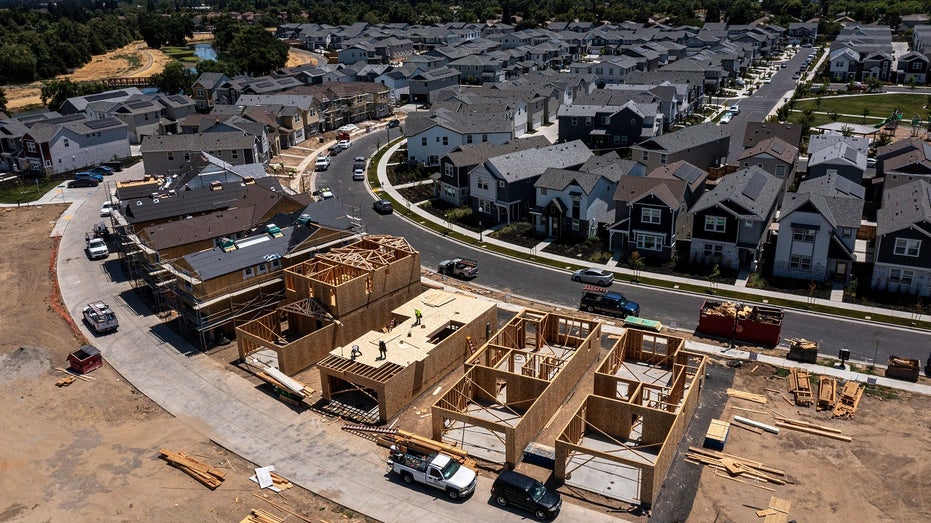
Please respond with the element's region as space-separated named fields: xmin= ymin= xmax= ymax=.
xmin=773 ymin=416 xmax=852 ymax=442
xmin=240 ymin=509 xmax=285 ymax=523
xmin=159 ymin=448 xmax=226 ymax=489
xmin=786 ymin=368 xmax=813 ymax=407
xmin=727 ymin=388 xmax=768 ymax=404
xmin=832 ymin=381 xmax=865 ymax=419
xmin=685 ymin=446 xmax=787 ymax=489
xmin=817 ymin=376 xmax=837 ymax=411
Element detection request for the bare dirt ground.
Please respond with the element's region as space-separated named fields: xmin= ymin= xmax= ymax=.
xmin=3 ymin=35 xmax=316 ymax=111
xmin=0 ymin=205 xmax=373 ymax=523
xmin=689 ymin=360 xmax=931 ymax=522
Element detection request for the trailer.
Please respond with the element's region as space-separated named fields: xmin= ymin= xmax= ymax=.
xmin=697 ymin=300 xmax=783 ymax=347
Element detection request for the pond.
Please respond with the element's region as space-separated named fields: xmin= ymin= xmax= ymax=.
xmin=193 ymin=43 xmax=217 ymax=61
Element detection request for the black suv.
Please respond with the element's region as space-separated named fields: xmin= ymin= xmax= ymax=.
xmin=491 ymin=470 xmax=561 ymax=520
xmin=67 ymin=178 xmax=99 ymax=188
xmin=579 ymin=291 xmax=640 ymax=318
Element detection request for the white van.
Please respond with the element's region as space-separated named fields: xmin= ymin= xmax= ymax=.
xmin=314 ymin=155 xmax=330 ymax=171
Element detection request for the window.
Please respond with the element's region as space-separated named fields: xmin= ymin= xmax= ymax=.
xmin=703 ymin=244 xmax=723 ymax=258
xmin=641 ymin=208 xmax=661 ymax=224
xmin=913 ymin=61 xmax=924 ymax=71
xmin=257 ymin=263 xmax=268 ymax=274
xmin=26 ymin=142 xmax=36 ymax=152
xmin=436 ymin=136 xmax=440 ymax=143
xmin=705 ymin=216 xmax=726 ymax=233
xmin=478 ymin=178 xmax=489 ymax=190
xmin=168 ymin=152 xmax=174 ymax=161
xmin=467 ymin=135 xmax=473 ymax=144
xmin=498 ymin=181 xmax=505 ymax=188
xmin=232 ymin=150 xmax=238 ymax=159
xmin=585 ymin=117 xmax=592 ymax=127
xmin=602 ymin=115 xmax=610 ymax=125
xmin=571 ymin=117 xmax=578 ymax=126
xmin=63 ymin=138 xmax=70 ymax=147
xmin=793 ymin=227 xmax=816 ymax=242
xmin=184 ymin=151 xmax=191 ymax=160
xmin=478 ymin=199 xmax=492 ymax=213
xmin=444 ymin=163 xmax=454 ymax=178
xmin=621 ymin=135 xmax=628 ymax=145
xmin=636 ymin=233 xmax=662 ymax=251
xmin=572 ymin=219 xmax=580 ymax=231
xmin=894 ymin=238 xmax=921 ymax=257
xmin=630 ymin=118 xmax=636 ymax=125
xmin=442 ymin=136 xmax=448 ymax=145
xmin=540 ymin=188 xmax=547 ymax=195
xmin=775 ymin=164 xmax=786 ymax=176
xmin=789 ymin=255 xmax=812 ymax=271
xmin=482 ymin=134 xmax=487 ymax=142
xmin=660 ymin=153 xmax=667 ymax=165
xmin=270 ymin=259 xmax=282 ymax=270
xmin=642 ymin=151 xmax=649 ymax=161
xmin=421 ymin=137 xmax=427 ymax=146
xmin=243 ymin=267 xmax=255 ymax=279
xmin=889 ymin=268 xmax=914 ymax=285
xmin=841 ymin=227 xmax=853 ymax=239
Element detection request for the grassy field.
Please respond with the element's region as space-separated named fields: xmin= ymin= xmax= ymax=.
xmin=791 ymin=93 xmax=931 ymax=125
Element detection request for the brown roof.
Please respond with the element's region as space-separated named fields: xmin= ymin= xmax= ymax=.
xmin=738 ymin=136 xmax=799 ymax=164
xmin=742 ymin=122 xmax=803 ymax=149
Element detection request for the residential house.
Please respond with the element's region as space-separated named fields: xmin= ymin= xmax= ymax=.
xmin=736 ymin=136 xmax=799 ymax=189
xmin=773 ymin=174 xmax=865 ymax=282
xmin=742 ymin=122 xmax=803 ymax=150
xmin=0 ymin=117 xmax=29 ymax=172
xmin=438 ymin=136 xmax=551 ymax=206
xmin=608 ymin=160 xmax=707 ymax=261
xmin=58 ymin=88 xmax=144 ymax=115
xmin=20 ymin=115 xmax=130 ymax=174
xmin=787 ymin=22 xmax=818 ymax=46
xmin=192 ymin=72 xmax=231 ymax=112
xmin=235 ymin=94 xmax=321 ymax=145
xmin=828 ymin=47 xmax=860 ymax=82
xmin=807 ymin=141 xmax=867 ymax=185
xmin=532 ymin=152 xmax=644 ymax=240
xmin=689 ymin=166 xmax=782 ymax=270
xmin=469 ymin=140 xmax=593 ymax=224
xmin=871 ymin=179 xmax=931 ymax=297
xmin=405 ymin=107 xmax=517 ymax=166
xmin=409 ymin=67 xmax=461 ymax=104
xmin=895 ymin=51 xmax=930 ymax=84
xmin=631 ymin=122 xmax=730 ymax=172
xmin=140 ymin=131 xmax=260 ymax=175
xmin=557 ymin=96 xmax=662 ymax=151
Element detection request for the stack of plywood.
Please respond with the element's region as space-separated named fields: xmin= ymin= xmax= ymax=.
xmin=832 ymin=381 xmax=865 ymax=419
xmin=727 ymin=388 xmax=768 ymax=404
xmin=786 ymin=368 xmax=813 ymax=407
xmin=159 ymin=448 xmax=226 ymax=489
xmin=817 ymin=376 xmax=837 ymax=411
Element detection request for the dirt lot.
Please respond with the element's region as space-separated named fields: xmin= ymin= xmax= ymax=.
xmin=0 ymin=205 xmax=372 ymax=523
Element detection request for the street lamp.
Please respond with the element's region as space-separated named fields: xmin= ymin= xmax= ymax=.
xmin=444 ymin=212 xmax=449 ymax=235
xmin=478 ymin=219 xmax=483 ymax=242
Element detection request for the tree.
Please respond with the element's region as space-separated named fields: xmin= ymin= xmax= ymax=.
xmin=862 ymin=107 xmax=871 ymax=123
xmin=0 ymin=87 xmax=7 ymax=113
xmin=150 ymin=61 xmax=197 ymax=95
xmin=222 ymin=25 xmax=289 ymax=76
xmin=840 ymin=124 xmax=854 ymax=137
xmin=0 ymin=43 xmax=38 ymax=83
xmin=866 ymin=78 xmax=883 ymax=93
xmin=726 ymin=0 xmax=759 ymax=25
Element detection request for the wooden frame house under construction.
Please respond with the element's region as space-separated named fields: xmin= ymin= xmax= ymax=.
xmin=432 ymin=310 xmax=602 ymax=465
xmin=235 ymin=235 xmax=423 ymax=375
xmin=554 ymin=329 xmax=706 ymax=507
xmin=316 ymin=288 xmax=498 ymax=422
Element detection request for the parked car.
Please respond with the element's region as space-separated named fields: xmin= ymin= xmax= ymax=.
xmin=75 ymin=171 xmax=104 ymax=182
xmin=327 ymin=145 xmax=341 ymax=156
xmin=491 ymin=470 xmax=561 ymax=521
xmin=438 ymin=258 xmax=478 ymax=279
xmin=67 ymin=178 xmax=99 ymax=188
xmin=87 ymin=165 xmax=113 ymax=176
xmin=353 ymin=157 xmax=366 ymax=181
xmin=314 ymin=155 xmax=331 ymax=171
xmin=579 ymin=290 xmax=640 ymax=318
xmin=719 ymin=113 xmax=733 ymax=124
xmin=373 ymin=199 xmax=393 ymax=214
xmin=100 ymin=202 xmax=114 ymax=217
xmin=387 ymin=118 xmax=400 ymax=128
xmin=83 ymin=301 xmax=118 ymax=334
xmin=571 ymin=267 xmax=614 ymax=286
xmin=388 ymin=448 xmax=477 ymax=500
xmin=337 ymin=139 xmax=351 ymax=150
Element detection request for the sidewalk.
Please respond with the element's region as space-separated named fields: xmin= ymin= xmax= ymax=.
xmin=373 ymin=140 xmax=927 ymax=325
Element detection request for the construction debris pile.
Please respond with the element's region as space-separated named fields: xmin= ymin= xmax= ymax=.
xmin=832 ymin=381 xmax=865 ymax=419
xmin=159 ymin=448 xmax=226 ymax=489
xmin=786 ymin=368 xmax=813 ymax=407
xmin=685 ymin=446 xmax=788 ymax=490
xmin=786 ymin=338 xmax=819 ymax=364
xmin=704 ymin=301 xmax=753 ymax=319
xmin=885 ymin=355 xmax=920 ymax=382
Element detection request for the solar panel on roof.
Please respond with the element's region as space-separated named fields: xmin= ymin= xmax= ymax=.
xmin=842 ymin=145 xmax=859 ymax=162
xmin=741 ymin=171 xmax=767 ymax=200
xmin=256 ymin=81 xmax=273 ymax=88
xmin=85 ymin=91 xmax=127 ymax=102
xmin=771 ymin=140 xmax=785 ymax=154
xmin=127 ymin=100 xmax=152 ymax=109
xmin=85 ymin=118 xmax=118 ymax=129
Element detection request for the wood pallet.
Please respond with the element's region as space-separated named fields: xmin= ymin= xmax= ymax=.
xmin=832 ymin=381 xmax=865 ymax=419
xmin=786 ymin=368 xmax=813 ymax=407
xmin=817 ymin=376 xmax=837 ymax=411
xmin=240 ymin=508 xmax=286 ymax=523
xmin=159 ymin=448 xmax=226 ymax=489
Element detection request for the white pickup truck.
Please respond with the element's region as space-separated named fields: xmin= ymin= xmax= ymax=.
xmin=388 ymin=449 xmax=477 ymax=500
xmin=85 ymin=236 xmax=109 ymax=259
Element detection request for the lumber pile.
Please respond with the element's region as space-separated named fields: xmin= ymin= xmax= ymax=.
xmin=758 ymin=496 xmax=792 ymax=522
xmin=786 ymin=338 xmax=818 ymax=363
xmin=727 ymin=388 xmax=768 ymax=404
xmin=704 ymin=301 xmax=751 ymax=319
xmin=240 ymin=509 xmax=285 ymax=523
xmin=832 ymin=381 xmax=864 ymax=419
xmin=885 ymin=355 xmax=920 ymax=382
xmin=786 ymin=368 xmax=813 ymax=407
xmin=773 ymin=416 xmax=852 ymax=442
xmin=159 ymin=448 xmax=226 ymax=489
xmin=817 ymin=376 xmax=837 ymax=411
xmin=685 ymin=446 xmax=787 ymax=489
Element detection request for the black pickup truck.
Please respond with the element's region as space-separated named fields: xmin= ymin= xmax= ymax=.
xmin=579 ymin=291 xmax=639 ymax=318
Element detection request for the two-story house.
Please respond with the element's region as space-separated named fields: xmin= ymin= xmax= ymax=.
xmin=20 ymin=115 xmax=130 ymax=175
xmin=409 ymin=67 xmax=461 ymax=105
xmin=829 ymin=48 xmax=860 ymax=82
xmin=192 ymin=72 xmax=232 ymax=112
xmin=895 ymin=51 xmax=930 ymax=84
xmin=630 ymin=122 xmax=730 ymax=172
xmin=871 ymin=179 xmax=931 ymax=297
xmin=405 ymin=107 xmax=516 ymax=166
xmin=557 ymin=97 xmax=663 ymax=151
xmin=532 ymin=152 xmax=644 ymax=241
xmin=689 ymin=166 xmax=782 ymax=270
xmin=773 ymin=174 xmax=865 ymax=283
xmin=438 ymin=136 xmax=551 ymax=206
xmin=470 ymin=140 xmax=593 ymax=224
xmin=140 ymin=131 xmax=260 ymax=176
xmin=807 ymin=141 xmax=867 ymax=185
xmin=608 ymin=160 xmax=707 ymax=261
xmin=736 ymin=136 xmax=799 ymax=190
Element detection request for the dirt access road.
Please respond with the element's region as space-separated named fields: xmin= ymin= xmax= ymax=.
xmin=0 ymin=205 xmax=371 ymax=523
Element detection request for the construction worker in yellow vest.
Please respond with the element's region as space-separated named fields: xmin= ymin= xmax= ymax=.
xmin=414 ymin=308 xmax=422 ymax=326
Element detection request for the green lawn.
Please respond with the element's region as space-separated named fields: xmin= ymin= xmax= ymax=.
xmin=793 ymin=93 xmax=930 ymax=122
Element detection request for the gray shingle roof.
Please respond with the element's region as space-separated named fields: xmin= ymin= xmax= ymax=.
xmin=635 ymin=122 xmax=728 ymax=153
xmin=691 ymin=166 xmax=781 ymax=220
xmin=808 ymin=141 xmax=867 ymax=170
xmin=444 ymin=136 xmax=551 ymax=167
xmin=485 ymin=140 xmax=593 ymax=182
xmin=877 ymin=179 xmax=931 ymax=235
